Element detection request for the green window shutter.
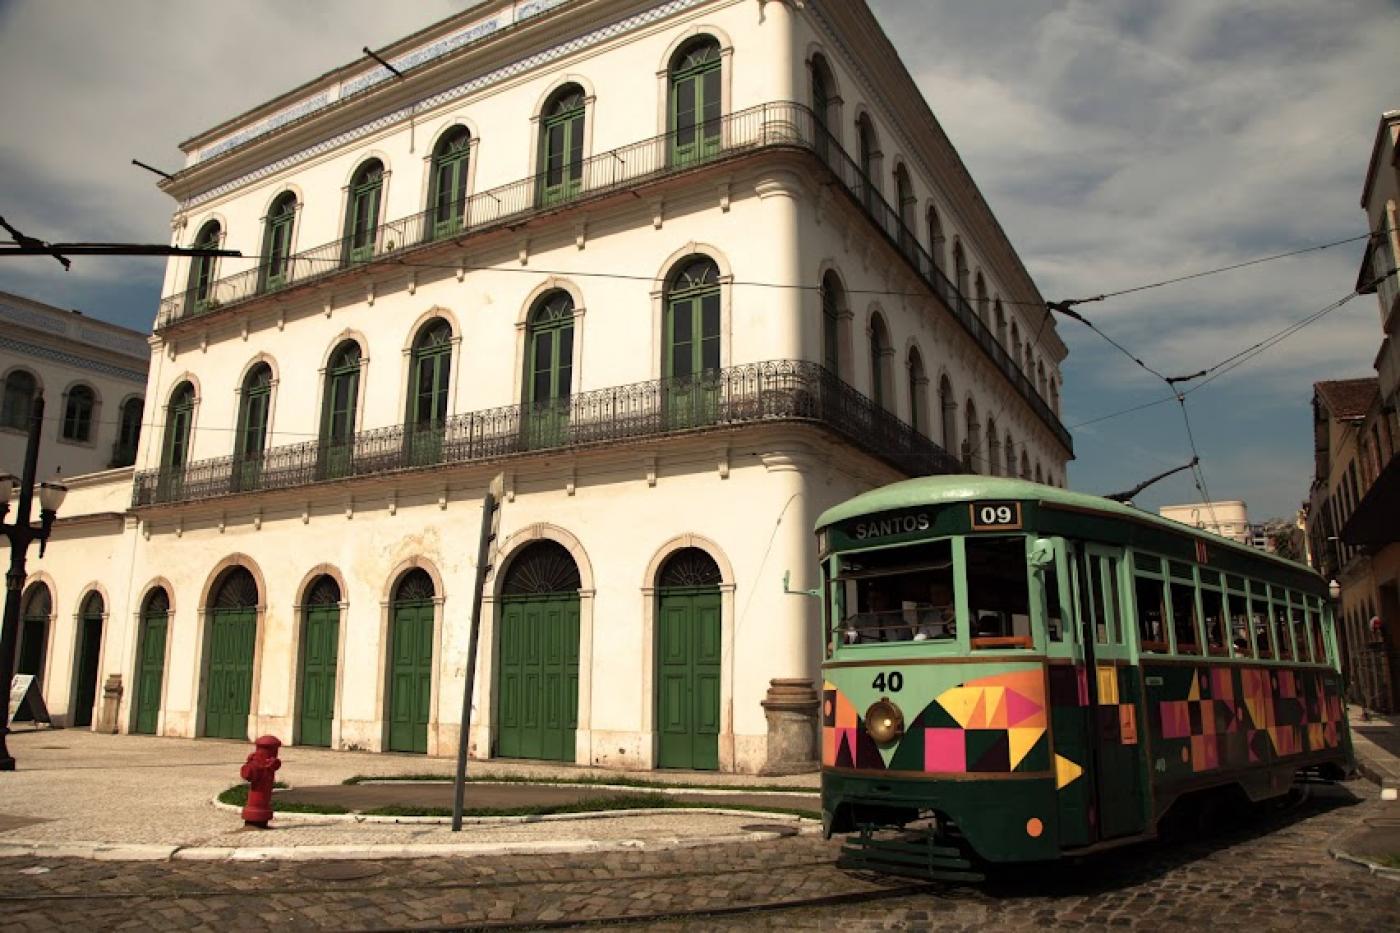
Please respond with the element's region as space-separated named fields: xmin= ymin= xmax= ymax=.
xmin=539 ymin=88 xmax=585 ymax=206
xmin=345 ymin=161 xmax=384 ymax=263
xmin=162 ymin=386 xmax=194 ymax=470
xmin=409 ymin=320 xmax=453 ymax=429
xmin=62 ymin=386 xmax=94 ymax=442
xmin=822 ymin=285 xmax=840 ymax=374
xmin=236 ymin=367 xmax=272 ymax=459
xmin=430 ymin=129 xmax=470 ymax=239
xmin=261 ymin=195 xmax=297 ymax=291
xmin=669 ymin=40 xmax=722 ymax=165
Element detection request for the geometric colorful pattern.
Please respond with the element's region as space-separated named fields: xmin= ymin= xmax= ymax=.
xmin=822 ymin=670 xmax=1051 ymax=775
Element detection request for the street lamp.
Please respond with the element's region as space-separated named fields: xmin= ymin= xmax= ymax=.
xmin=0 ymin=392 xmax=66 ymax=770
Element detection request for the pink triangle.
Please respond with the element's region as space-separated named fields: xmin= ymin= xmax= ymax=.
xmin=1004 ymin=689 xmax=1043 ymax=727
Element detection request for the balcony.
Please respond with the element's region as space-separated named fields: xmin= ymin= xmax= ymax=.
xmin=132 ymin=360 xmax=963 ymax=507
xmin=160 ymin=100 xmax=1071 ymax=453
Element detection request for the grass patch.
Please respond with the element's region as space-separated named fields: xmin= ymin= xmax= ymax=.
xmin=217 ymin=783 xmax=350 ymax=816
xmin=1379 ymin=854 xmax=1400 ymax=870
xmin=358 ymin=792 xmax=819 ymax=820
xmin=342 ymin=772 xmax=812 ymax=795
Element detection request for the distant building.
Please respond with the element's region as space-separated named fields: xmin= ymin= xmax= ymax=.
xmin=0 ymin=290 xmax=149 ymax=480
xmin=1321 ymin=108 xmax=1400 ymax=713
xmin=1157 ymin=500 xmax=1251 ymax=545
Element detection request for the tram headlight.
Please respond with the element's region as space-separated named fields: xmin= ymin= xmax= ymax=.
xmin=865 ymin=698 xmax=904 ymax=746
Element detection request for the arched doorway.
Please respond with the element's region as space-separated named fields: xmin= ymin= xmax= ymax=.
xmin=655 ymin=548 xmax=722 ymax=770
xmin=18 ymin=582 xmax=51 ymax=684
xmin=72 ymin=592 xmax=104 ymax=728
xmin=134 ymin=588 xmax=170 ymax=735
xmin=387 ymin=569 xmax=436 ymax=753
xmin=203 ymin=567 xmax=259 ymax=740
xmin=298 ymin=575 xmax=342 ymax=748
xmin=497 ymin=541 xmax=581 ymax=761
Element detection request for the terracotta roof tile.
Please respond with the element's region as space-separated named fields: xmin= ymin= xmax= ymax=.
xmin=1314 ymin=378 xmax=1379 ymax=420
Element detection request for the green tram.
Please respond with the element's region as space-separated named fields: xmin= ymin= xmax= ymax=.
xmin=816 ymin=476 xmax=1352 ymax=877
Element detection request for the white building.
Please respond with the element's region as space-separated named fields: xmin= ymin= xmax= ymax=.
xmin=1158 ymin=500 xmax=1251 ymax=545
xmin=12 ymin=0 xmax=1071 ymax=773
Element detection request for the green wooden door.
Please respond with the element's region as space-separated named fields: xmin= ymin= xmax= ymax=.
xmin=497 ymin=595 xmax=579 ymax=761
xmin=430 ymin=128 xmax=471 ymax=240
xmin=538 ymin=89 xmax=585 ymax=206
xmin=670 ymin=41 xmax=721 ymax=166
xmin=73 ymin=609 xmax=103 ymax=728
xmin=134 ymin=606 xmax=167 ymax=735
xmin=319 ymin=344 xmax=360 ymax=480
xmin=664 ymin=262 xmax=722 ymax=430
xmin=406 ymin=320 xmax=452 ymax=467
xmin=523 ymin=294 xmax=573 ymax=450
xmin=204 ymin=608 xmax=256 ymax=740
xmin=298 ymin=604 xmax=340 ymax=747
xmin=388 ymin=601 xmax=434 ymax=753
xmin=234 ymin=366 xmax=271 ymax=492
xmin=345 ymin=161 xmax=383 ymax=264
xmin=261 ymin=195 xmax=296 ymax=291
xmin=656 ymin=588 xmax=721 ymax=770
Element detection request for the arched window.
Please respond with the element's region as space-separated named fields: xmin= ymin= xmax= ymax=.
xmin=162 ymin=381 xmax=195 ymax=470
xmin=112 ymin=397 xmax=143 ymax=467
xmin=669 ymin=37 xmax=722 ymax=164
xmin=319 ymin=341 xmax=361 ymax=478
xmin=994 ymin=300 xmax=1007 ymax=347
xmin=964 ymin=399 xmax=981 ymax=472
xmin=61 ymin=384 xmax=96 ymax=442
xmin=260 ymin=192 xmax=297 ymax=291
xmin=857 ymin=114 xmax=877 ymax=210
xmin=821 ymin=271 xmax=844 ymax=377
xmin=524 ymin=291 xmax=575 ymax=447
xmin=429 ymin=126 xmax=471 ymax=239
xmin=907 ymin=347 xmax=927 ymax=435
xmin=939 ymin=376 xmax=956 ymax=454
xmin=1050 ymin=378 xmax=1061 ymax=416
xmin=1035 ymin=462 xmax=1044 ymax=484
xmin=811 ymin=54 xmax=836 ymax=164
xmin=409 ymin=318 xmax=453 ymax=432
xmin=895 ymin=164 xmax=916 ymax=258
xmin=1020 ymin=450 xmax=1031 ymax=480
xmin=1037 ymin=360 xmax=1048 ymax=398
xmin=952 ymin=240 xmax=969 ymax=304
xmin=1010 ymin=319 xmax=1021 ymax=359
xmin=869 ymin=313 xmax=892 ymax=410
xmin=665 ymin=258 xmax=722 ymax=428
xmin=539 ymin=85 xmax=586 ymax=205
xmin=987 ymin=417 xmax=1001 ymax=477
xmin=1 ymin=369 xmax=36 ymax=430
xmin=18 ymin=582 xmax=51 ymax=681
xmin=1024 ymin=343 xmax=1034 ymax=376
xmin=659 ymin=547 xmax=722 ymax=588
xmin=1004 ymin=432 xmax=1015 ymax=478
xmin=235 ymin=364 xmax=272 ymax=478
xmin=928 ymin=206 xmax=945 ymax=276
xmin=975 ymin=272 xmax=989 ymax=326
xmin=345 ymin=159 xmax=384 ymax=263
xmin=186 ymin=220 xmax=221 ymax=309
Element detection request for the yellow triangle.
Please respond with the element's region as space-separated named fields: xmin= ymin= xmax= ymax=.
xmin=937 ymin=687 xmax=983 ymax=729
xmin=985 ymin=687 xmax=1008 ymax=729
xmin=1008 ymin=727 xmax=1044 ymax=771
xmin=1188 ymin=673 xmax=1200 ymax=701
xmin=1054 ymin=753 xmax=1084 ymax=790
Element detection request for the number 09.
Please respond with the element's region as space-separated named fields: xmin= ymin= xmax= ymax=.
xmin=979 ymin=505 xmax=1013 ymax=525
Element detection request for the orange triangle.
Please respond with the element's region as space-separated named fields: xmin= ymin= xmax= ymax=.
xmin=966 ymin=689 xmax=988 ymax=730
xmin=985 ymin=687 xmax=1008 ymax=729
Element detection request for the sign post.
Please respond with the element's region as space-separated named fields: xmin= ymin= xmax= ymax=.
xmin=452 ymin=474 xmax=503 ymax=832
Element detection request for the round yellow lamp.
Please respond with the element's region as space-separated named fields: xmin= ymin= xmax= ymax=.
xmin=865 ymin=698 xmax=905 ymax=746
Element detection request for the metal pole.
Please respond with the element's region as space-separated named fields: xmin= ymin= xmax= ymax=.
xmin=0 ymin=394 xmax=45 ymax=770
xmin=452 ymin=485 xmax=498 ymax=831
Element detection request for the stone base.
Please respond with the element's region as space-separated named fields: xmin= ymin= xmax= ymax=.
xmin=759 ymin=678 xmax=819 ymax=775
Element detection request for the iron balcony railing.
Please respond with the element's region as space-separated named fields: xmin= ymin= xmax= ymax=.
xmin=159 ymin=100 xmax=1070 ymax=451
xmin=131 ymin=360 xmax=962 ymax=507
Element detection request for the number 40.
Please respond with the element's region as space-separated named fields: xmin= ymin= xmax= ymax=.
xmin=871 ymin=671 xmax=903 ymax=692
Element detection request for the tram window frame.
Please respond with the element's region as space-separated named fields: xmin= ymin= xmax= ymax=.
xmin=1199 ymin=570 xmax=1228 ymax=657
xmin=1040 ymin=545 xmax=1066 ymax=644
xmin=1308 ymin=598 xmax=1327 ymax=664
xmin=828 ymin=538 xmax=959 ymax=649
xmin=1166 ymin=577 xmax=1202 ymax=656
xmin=1289 ymin=592 xmax=1311 ymax=663
xmin=965 ymin=535 xmax=1036 ymax=651
xmin=1271 ymin=588 xmax=1294 ymax=661
xmin=1247 ymin=581 xmax=1274 ymax=659
xmin=1224 ymin=579 xmax=1253 ymax=658
xmin=1132 ymin=563 xmax=1170 ymax=653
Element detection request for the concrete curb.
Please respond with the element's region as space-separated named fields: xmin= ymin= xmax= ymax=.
xmin=1330 ymin=848 xmax=1400 ymax=879
xmin=1349 ymin=729 xmax=1400 ymax=795
xmin=351 ymin=779 xmax=819 ymax=797
xmin=0 ymin=824 xmax=823 ymax=863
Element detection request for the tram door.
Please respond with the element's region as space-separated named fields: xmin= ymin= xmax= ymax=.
xmin=1067 ymin=542 xmax=1148 ymax=842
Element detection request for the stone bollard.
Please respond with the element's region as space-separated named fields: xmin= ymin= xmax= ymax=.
xmin=96 ymin=675 xmax=123 ymax=734
xmin=760 ymin=678 xmax=820 ymax=775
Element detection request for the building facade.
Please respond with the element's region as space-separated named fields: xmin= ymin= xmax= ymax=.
xmin=1323 ymin=109 xmax=1400 ymax=713
xmin=0 ymin=291 xmax=148 ymax=480
xmin=12 ymin=0 xmax=1072 ymax=772
xmin=1157 ymin=500 xmax=1252 ymax=545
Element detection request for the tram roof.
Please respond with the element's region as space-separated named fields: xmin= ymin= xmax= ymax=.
xmin=816 ymin=476 xmax=1318 ymax=577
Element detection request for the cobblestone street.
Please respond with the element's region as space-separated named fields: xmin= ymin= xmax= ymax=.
xmin=0 ymin=781 xmax=1393 ymax=931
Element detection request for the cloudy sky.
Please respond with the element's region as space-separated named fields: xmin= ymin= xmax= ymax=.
xmin=0 ymin=0 xmax=1394 ymax=518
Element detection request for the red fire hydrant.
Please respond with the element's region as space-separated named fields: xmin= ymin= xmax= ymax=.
xmin=239 ymin=735 xmax=282 ymax=828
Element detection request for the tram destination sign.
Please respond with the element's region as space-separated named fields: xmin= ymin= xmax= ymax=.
xmin=969 ymin=500 xmax=1023 ymax=531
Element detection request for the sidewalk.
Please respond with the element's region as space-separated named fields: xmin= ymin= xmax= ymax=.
xmin=0 ymin=730 xmax=818 ymax=862
xmin=1349 ymin=706 xmax=1400 ymax=793
xmin=1331 ymin=707 xmax=1400 ymax=876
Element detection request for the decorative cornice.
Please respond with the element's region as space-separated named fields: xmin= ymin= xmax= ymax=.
xmin=0 ymin=336 xmax=147 ymax=384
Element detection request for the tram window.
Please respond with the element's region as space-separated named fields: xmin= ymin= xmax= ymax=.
xmin=1290 ymin=596 xmax=1311 ymax=663
xmin=1201 ymin=586 xmax=1228 ymax=656
xmin=966 ymin=537 xmax=1033 ymax=649
xmin=1133 ymin=552 xmax=1162 ymax=574
xmin=1134 ymin=574 xmax=1169 ymax=652
xmin=1249 ymin=586 xmax=1274 ymax=658
xmin=1272 ymin=599 xmax=1293 ymax=660
xmin=1043 ymin=562 xmax=1065 ymax=642
xmin=1168 ymin=581 xmax=1201 ymax=655
xmin=1225 ymin=590 xmax=1254 ymax=657
xmin=1309 ymin=603 xmax=1327 ymax=663
xmin=834 ymin=540 xmax=955 ymax=645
